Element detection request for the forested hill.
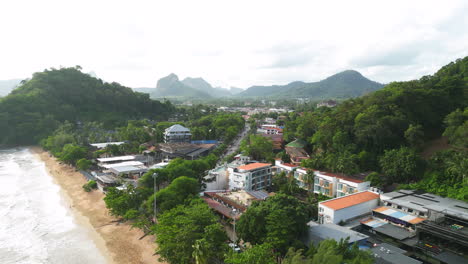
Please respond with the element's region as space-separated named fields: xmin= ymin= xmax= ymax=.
xmin=284 ymin=56 xmax=468 ymax=200
xmin=238 ymin=70 xmax=384 ymax=98
xmin=0 ymin=67 xmax=175 ymax=145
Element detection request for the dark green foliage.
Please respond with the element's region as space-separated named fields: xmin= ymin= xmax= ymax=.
xmin=241 ymin=134 xmax=274 ymax=161
xmin=237 ymin=194 xmax=309 ymax=254
xmin=400 ymin=149 xmax=468 ymax=201
xmin=365 ymin=172 xmax=383 ymax=187
xmin=225 ymin=243 xmax=277 ymax=264
xmin=287 ymin=57 xmax=468 ymax=197
xmin=82 ymin=180 xmax=97 ymax=192
xmin=281 ymin=239 xmax=373 ymax=264
xmin=188 ymin=112 xmax=245 ymax=142
xmin=379 ymin=147 xmax=425 ymax=184
xmin=155 ymin=200 xmax=228 ymax=264
xmin=0 ymin=67 xmax=174 ymax=145
xmin=145 ymin=176 xmax=200 ymax=213
xmin=404 ymin=124 xmax=425 ymax=149
xmin=272 ymin=171 xmax=302 ymax=195
xmin=76 ymin=158 xmax=92 ymax=170
xmin=139 ymin=157 xmax=214 ymax=189
xmin=59 ymin=144 xmax=87 ymax=165
xmin=103 ymin=185 xmax=152 ymax=217
xmin=443 ymin=107 xmax=468 ymax=148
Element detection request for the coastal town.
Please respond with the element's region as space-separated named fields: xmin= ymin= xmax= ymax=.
xmin=64 ymin=102 xmax=467 ymax=264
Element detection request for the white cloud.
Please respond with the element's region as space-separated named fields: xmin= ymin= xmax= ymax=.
xmin=0 ymin=0 xmax=467 ymax=88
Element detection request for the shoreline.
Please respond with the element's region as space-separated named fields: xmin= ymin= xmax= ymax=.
xmin=31 ymin=147 xmax=164 ymax=264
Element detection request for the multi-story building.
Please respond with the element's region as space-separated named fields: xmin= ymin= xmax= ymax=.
xmin=228 ymin=162 xmax=272 ymax=191
xmin=313 ymin=171 xmax=370 ymax=197
xmin=164 ymin=124 xmax=192 ymax=143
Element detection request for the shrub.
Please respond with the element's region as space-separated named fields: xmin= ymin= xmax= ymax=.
xmin=83 ymin=180 xmax=97 ymax=192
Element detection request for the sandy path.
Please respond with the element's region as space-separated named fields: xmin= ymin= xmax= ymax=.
xmin=31 ymin=147 xmax=165 ymax=264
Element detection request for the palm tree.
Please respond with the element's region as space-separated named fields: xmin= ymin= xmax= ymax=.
xmin=192 ymin=239 xmax=208 ymax=264
xmin=303 ymin=170 xmax=316 ymax=193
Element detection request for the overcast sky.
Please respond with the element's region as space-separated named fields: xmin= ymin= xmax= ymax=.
xmin=1 ymin=0 xmax=467 ymax=89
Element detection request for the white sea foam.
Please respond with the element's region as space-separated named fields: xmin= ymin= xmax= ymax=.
xmin=0 ymin=148 xmax=107 ymax=264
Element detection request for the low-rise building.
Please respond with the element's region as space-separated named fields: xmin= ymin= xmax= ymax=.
xmin=164 ymin=124 xmax=192 ymax=143
xmin=157 ymin=142 xmax=214 ymax=160
xmin=313 ymin=171 xmax=370 ymax=197
xmin=285 ymin=139 xmax=309 ymax=165
xmin=317 ymin=100 xmax=337 ymax=108
xmin=305 ymin=222 xmax=369 ymax=246
xmin=228 ymin=162 xmax=273 ymax=191
xmin=274 ymin=159 xmax=298 ymax=175
xmin=318 ymin=191 xmax=380 ymax=224
xmin=260 ymin=134 xmax=283 ymax=151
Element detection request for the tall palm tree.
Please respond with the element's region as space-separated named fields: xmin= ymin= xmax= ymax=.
xmin=303 ymin=170 xmax=316 ymax=193
xmin=192 ymin=239 xmax=208 ymax=264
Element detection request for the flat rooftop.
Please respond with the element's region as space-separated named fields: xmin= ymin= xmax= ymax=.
xmin=381 ymin=190 xmax=468 ymax=220
xmin=371 ymin=243 xmax=422 ymax=264
xmin=305 ymin=222 xmax=368 ymax=246
xmin=97 ymin=155 xmax=135 ymax=163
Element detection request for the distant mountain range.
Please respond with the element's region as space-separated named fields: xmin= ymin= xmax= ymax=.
xmin=134 ymin=70 xmax=384 ymax=100
xmin=238 ymin=70 xmax=384 ymax=98
xmin=133 ymin=74 xmax=240 ymax=98
xmin=0 ymin=79 xmax=22 ymax=96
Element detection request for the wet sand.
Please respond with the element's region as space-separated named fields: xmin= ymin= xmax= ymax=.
xmin=31 ymin=147 xmax=165 ymax=264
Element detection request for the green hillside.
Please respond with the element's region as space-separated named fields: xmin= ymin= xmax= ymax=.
xmin=284 ymin=56 xmax=468 ymax=200
xmin=239 ymin=70 xmax=384 ymax=98
xmin=0 ymin=67 xmax=175 ymax=145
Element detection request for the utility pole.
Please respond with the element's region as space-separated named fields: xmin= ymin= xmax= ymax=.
xmin=153 ymin=172 xmax=158 ymax=221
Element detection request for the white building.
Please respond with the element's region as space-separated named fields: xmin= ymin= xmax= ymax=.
xmin=228 ymin=162 xmax=273 ymax=191
xmin=274 ymin=159 xmax=298 ymax=175
xmin=318 ymin=191 xmax=380 ymax=224
xmin=164 ymin=124 xmax=192 ymax=143
xmin=313 ymin=171 xmax=370 ymax=197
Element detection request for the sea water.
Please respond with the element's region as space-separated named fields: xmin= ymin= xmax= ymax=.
xmin=0 ymin=148 xmax=107 ymax=264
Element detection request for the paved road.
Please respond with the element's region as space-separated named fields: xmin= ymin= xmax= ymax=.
xmin=218 ymin=123 xmax=250 ymax=165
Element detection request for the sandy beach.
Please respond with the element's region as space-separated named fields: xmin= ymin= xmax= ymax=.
xmin=31 ymin=147 xmax=165 ymax=264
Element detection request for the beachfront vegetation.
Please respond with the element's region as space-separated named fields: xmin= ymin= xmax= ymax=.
xmin=82 ymin=180 xmax=97 ymax=192
xmin=154 ymin=200 xmax=228 ymax=264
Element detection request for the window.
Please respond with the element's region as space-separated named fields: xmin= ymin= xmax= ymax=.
xmin=337 ymin=183 xmax=343 ymax=190
xmin=386 ymin=202 xmax=392 ymax=207
xmin=348 ymin=187 xmax=354 ymax=193
xmin=314 ymin=178 xmax=319 ymax=184
xmin=324 ymin=181 xmax=329 ymax=187
xmin=419 ymin=212 xmax=425 ymax=217
xmin=397 ymin=206 xmax=402 ymax=210
xmin=408 ymin=209 xmax=413 ymax=213
xmin=319 ymin=207 xmax=324 ymax=212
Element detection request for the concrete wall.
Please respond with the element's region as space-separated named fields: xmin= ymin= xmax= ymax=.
xmin=322 ymin=198 xmax=379 ymax=224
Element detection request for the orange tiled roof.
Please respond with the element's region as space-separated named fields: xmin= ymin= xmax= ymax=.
xmin=238 ymin=162 xmax=271 ymax=171
xmin=320 ymin=191 xmax=379 ymax=211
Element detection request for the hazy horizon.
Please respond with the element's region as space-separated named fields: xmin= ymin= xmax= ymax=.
xmin=1 ymin=0 xmax=467 ymax=89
